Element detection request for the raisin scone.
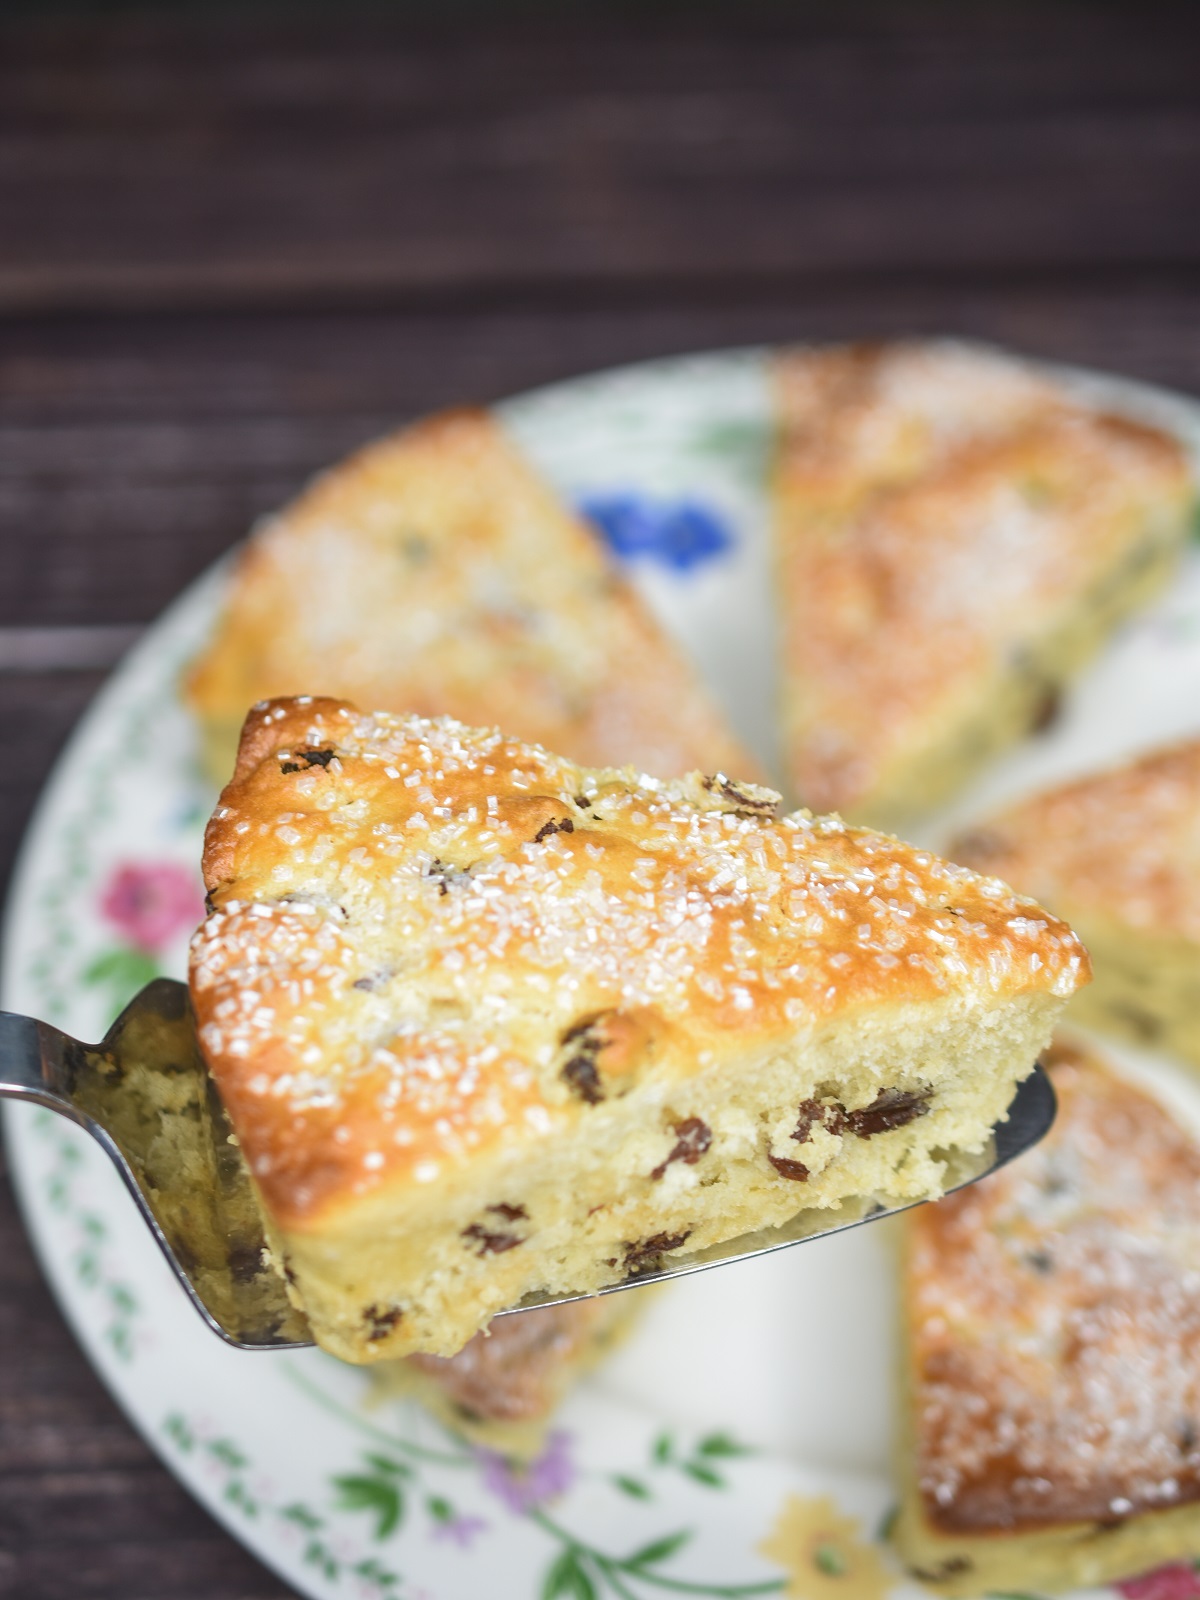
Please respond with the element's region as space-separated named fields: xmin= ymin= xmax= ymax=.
xmin=953 ymin=739 xmax=1200 ymax=1069
xmin=185 ymin=408 xmax=752 ymax=784
xmin=894 ymin=1036 xmax=1200 ymax=1595
xmin=371 ymin=1297 xmax=640 ymax=1459
xmin=189 ymin=696 xmax=1089 ymax=1362
xmin=774 ymin=341 xmax=1194 ymax=829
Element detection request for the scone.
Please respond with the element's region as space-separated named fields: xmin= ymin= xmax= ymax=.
xmin=894 ymin=1036 xmax=1200 ymax=1595
xmin=773 ymin=341 xmax=1194 ymax=828
xmin=189 ymin=695 xmax=1088 ymax=1363
xmin=185 ymin=408 xmax=752 ymax=784
xmin=372 ymin=1297 xmax=638 ymax=1458
xmin=953 ymin=739 xmax=1200 ymax=1069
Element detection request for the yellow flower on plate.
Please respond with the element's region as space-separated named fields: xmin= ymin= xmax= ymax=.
xmin=759 ymin=1494 xmax=893 ymax=1600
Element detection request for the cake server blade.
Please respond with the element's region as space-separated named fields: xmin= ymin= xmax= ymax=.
xmin=0 ymin=978 xmax=1055 ymax=1351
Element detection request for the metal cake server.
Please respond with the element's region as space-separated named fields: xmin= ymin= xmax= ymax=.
xmin=0 ymin=979 xmax=1056 ymax=1351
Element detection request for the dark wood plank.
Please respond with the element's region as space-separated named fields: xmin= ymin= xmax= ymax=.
xmin=2 ymin=5 xmax=1200 ymax=311
xmin=4 ymin=277 xmax=1200 ymax=629
xmin=0 ymin=1142 xmax=294 ymax=1599
xmin=0 ymin=671 xmax=106 ymax=907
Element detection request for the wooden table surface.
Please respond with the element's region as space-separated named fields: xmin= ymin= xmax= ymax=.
xmin=3 ymin=4 xmax=1199 ymax=1593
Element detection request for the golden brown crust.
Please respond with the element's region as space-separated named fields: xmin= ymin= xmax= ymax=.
xmin=953 ymin=739 xmax=1200 ymax=943
xmin=773 ymin=341 xmax=1194 ymax=821
xmin=906 ymin=1036 xmax=1200 ymax=1535
xmin=190 ymin=696 xmax=1088 ymax=1233
xmin=185 ymin=409 xmax=753 ymax=782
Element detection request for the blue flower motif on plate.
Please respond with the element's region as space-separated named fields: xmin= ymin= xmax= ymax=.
xmin=579 ymin=491 xmax=733 ymax=572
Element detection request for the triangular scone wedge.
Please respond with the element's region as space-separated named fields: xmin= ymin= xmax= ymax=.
xmin=894 ymin=1036 xmax=1200 ymax=1596
xmin=954 ymin=739 xmax=1200 ymax=1069
xmin=189 ymin=696 xmax=1088 ymax=1362
xmin=773 ymin=341 xmax=1194 ymax=829
xmin=185 ymin=408 xmax=753 ymax=784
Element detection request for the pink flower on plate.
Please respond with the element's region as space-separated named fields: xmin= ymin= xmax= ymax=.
xmin=1118 ymin=1565 xmax=1200 ymax=1600
xmin=99 ymin=861 xmax=204 ymax=954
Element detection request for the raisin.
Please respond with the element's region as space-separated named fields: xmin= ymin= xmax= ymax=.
xmin=280 ymin=747 xmax=336 ymax=774
xmin=702 ymin=774 xmax=781 ymax=819
xmin=650 ymin=1117 xmax=712 ymax=1180
xmin=462 ymin=1223 xmax=524 ymax=1256
xmin=1031 ymin=683 xmax=1062 ymax=734
xmin=533 ymin=816 xmax=574 ymax=844
xmin=353 ymin=970 xmax=390 ymax=992
xmin=365 ymin=1304 xmax=403 ymax=1340
xmin=229 ymin=1244 xmax=264 ymax=1284
xmin=427 ymin=858 xmax=471 ymax=895
xmin=791 ymin=1098 xmax=847 ymax=1144
xmin=487 ymin=1202 xmax=528 ymax=1222
xmin=911 ymin=1558 xmax=973 ymax=1582
xmin=622 ymin=1231 xmax=691 ymax=1275
xmin=768 ymin=1152 xmax=811 ymax=1182
xmin=846 ymin=1087 xmax=930 ymax=1137
xmin=560 ymin=1014 xmax=608 ymax=1103
xmin=1180 ymin=1419 xmax=1198 ymax=1455
xmin=1026 ymin=1249 xmax=1054 ymax=1275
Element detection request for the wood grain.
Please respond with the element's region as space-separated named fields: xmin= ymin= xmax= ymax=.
xmin=1 ymin=6 xmax=1200 ymax=310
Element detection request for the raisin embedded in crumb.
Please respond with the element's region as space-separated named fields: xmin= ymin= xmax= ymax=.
xmin=845 ymin=1087 xmax=931 ymax=1137
xmin=791 ymin=1098 xmax=847 ymax=1144
xmin=768 ymin=1152 xmax=811 ymax=1182
xmin=1179 ymin=1419 xmax=1199 ymax=1455
xmin=559 ymin=1014 xmax=608 ymax=1103
xmin=228 ymin=1244 xmax=264 ymax=1284
xmin=462 ymin=1222 xmax=524 ymax=1256
xmin=533 ymin=816 xmax=575 ymax=844
xmin=702 ymin=774 xmax=781 ymax=819
xmin=1026 ymin=1249 xmax=1054 ymax=1275
xmin=574 ymin=794 xmax=593 ymax=808
xmin=1031 ymin=682 xmax=1062 ymax=734
xmin=365 ymin=1304 xmax=403 ymax=1341
xmin=282 ymin=1260 xmax=298 ymax=1287
xmin=487 ymin=1202 xmax=528 ymax=1222
xmin=650 ymin=1116 xmax=712 ymax=1180
xmin=622 ymin=1230 xmax=691 ymax=1276
xmin=911 ymin=1558 xmax=973 ymax=1582
xmin=280 ymin=747 xmax=336 ymax=775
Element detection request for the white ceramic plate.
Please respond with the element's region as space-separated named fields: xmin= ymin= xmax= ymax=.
xmin=6 ymin=346 xmax=1200 ymax=1600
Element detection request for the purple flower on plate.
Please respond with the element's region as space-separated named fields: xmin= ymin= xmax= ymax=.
xmin=476 ymin=1430 xmax=575 ymax=1513
xmin=580 ymin=492 xmax=733 ymax=572
xmin=431 ymin=1511 xmax=489 ymax=1549
xmin=98 ymin=860 xmax=205 ymax=954
xmin=1118 ymin=1566 xmax=1200 ymax=1600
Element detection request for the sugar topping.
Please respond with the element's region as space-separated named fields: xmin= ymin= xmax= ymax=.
xmin=190 ymin=698 xmax=1088 ymax=1224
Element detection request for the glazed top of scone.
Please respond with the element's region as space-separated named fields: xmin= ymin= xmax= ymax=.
xmin=908 ymin=1039 xmax=1200 ymax=1533
xmin=190 ymin=697 xmax=1088 ymax=1228
xmin=954 ymin=738 xmax=1200 ymax=942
